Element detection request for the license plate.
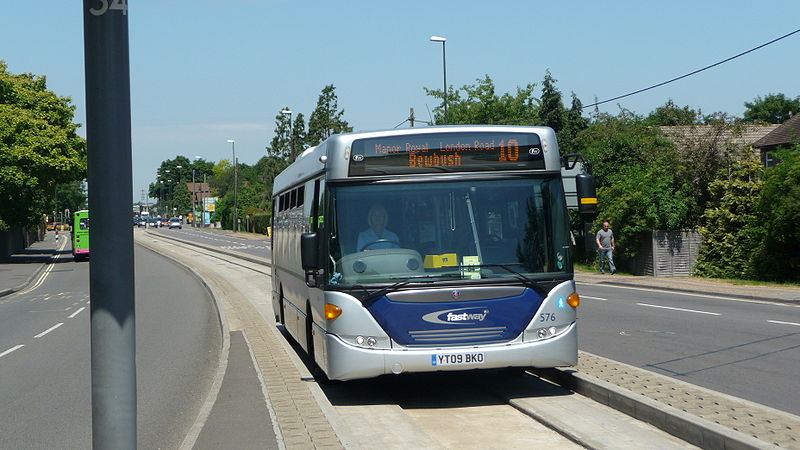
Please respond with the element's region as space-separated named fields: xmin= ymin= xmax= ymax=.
xmin=431 ymin=352 xmax=485 ymax=366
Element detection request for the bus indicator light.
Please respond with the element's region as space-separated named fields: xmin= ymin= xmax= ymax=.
xmin=325 ymin=304 xmax=342 ymax=320
xmin=567 ymin=293 xmax=580 ymax=308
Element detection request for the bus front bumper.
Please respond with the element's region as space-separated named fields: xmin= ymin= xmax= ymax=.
xmin=323 ymin=322 xmax=577 ymax=381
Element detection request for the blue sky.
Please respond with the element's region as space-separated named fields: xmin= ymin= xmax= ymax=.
xmin=2 ymin=1 xmax=799 ymax=202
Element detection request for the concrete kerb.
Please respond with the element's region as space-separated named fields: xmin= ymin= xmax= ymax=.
xmin=133 ymin=238 xmax=236 ymax=450
xmin=531 ymin=367 xmax=781 ymax=450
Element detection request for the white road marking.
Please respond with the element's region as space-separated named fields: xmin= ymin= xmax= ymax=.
xmin=767 ymin=320 xmax=800 ymax=327
xmin=581 ymin=295 xmax=608 ymax=301
xmin=0 ymin=345 xmax=25 ymax=358
xmin=34 ymin=322 xmax=64 ymax=338
xmin=68 ymin=307 xmax=86 ymax=318
xmin=576 ymin=281 xmax=799 ymax=307
xmin=636 ymin=303 xmax=720 ymax=316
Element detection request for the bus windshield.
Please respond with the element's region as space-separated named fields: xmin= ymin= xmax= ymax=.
xmin=327 ymin=176 xmax=571 ymax=286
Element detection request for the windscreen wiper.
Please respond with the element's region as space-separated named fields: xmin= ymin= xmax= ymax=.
xmin=362 ymin=273 xmax=463 ymax=306
xmin=459 ymin=263 xmax=549 ymax=293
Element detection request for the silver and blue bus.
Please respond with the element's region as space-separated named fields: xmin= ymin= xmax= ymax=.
xmin=271 ymin=125 xmax=595 ymax=381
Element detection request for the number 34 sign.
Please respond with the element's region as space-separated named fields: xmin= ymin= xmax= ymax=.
xmin=89 ymin=0 xmax=128 ymax=16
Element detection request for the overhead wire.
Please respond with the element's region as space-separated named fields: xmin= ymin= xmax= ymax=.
xmin=583 ymin=27 xmax=800 ymax=109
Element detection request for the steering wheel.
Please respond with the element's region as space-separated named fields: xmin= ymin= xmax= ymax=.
xmin=361 ymin=239 xmax=401 ymax=250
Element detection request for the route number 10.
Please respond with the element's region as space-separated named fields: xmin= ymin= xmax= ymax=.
xmin=90 ymin=0 xmax=128 ymax=16
xmin=498 ymin=139 xmax=520 ymax=162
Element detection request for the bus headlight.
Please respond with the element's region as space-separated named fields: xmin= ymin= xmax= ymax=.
xmin=355 ymin=335 xmax=378 ymax=347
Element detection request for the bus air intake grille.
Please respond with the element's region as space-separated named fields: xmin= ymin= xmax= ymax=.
xmin=408 ymin=326 xmax=507 ymax=344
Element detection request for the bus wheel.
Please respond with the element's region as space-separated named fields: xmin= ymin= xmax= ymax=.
xmin=305 ymin=304 xmax=330 ymax=384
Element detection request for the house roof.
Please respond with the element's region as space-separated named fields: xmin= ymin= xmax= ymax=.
xmin=659 ymin=125 xmax=779 ymax=147
xmin=752 ymin=114 xmax=800 ymax=148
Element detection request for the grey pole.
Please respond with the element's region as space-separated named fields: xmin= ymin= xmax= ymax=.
xmin=442 ymin=40 xmax=447 ymax=122
xmin=192 ymin=169 xmax=196 ymax=226
xmin=228 ymin=140 xmax=237 ymax=231
xmin=83 ymin=1 xmax=136 ymax=449
xmin=429 ymin=36 xmax=448 ymax=123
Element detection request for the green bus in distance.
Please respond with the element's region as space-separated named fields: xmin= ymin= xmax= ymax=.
xmin=72 ymin=210 xmax=90 ymax=261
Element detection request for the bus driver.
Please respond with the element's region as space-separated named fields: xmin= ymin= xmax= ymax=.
xmin=356 ymin=204 xmax=400 ymax=251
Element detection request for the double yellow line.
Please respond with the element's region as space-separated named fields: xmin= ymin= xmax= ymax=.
xmin=15 ymin=235 xmax=69 ymax=296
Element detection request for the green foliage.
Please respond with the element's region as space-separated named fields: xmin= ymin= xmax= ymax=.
xmin=644 ymin=100 xmax=701 ymax=126
xmin=751 ymin=147 xmax=800 ymax=281
xmin=267 ymin=108 xmax=292 ymax=160
xmin=743 ymin=93 xmax=800 ymax=124
xmin=307 ymin=85 xmax=352 ymax=146
xmin=577 ymin=110 xmax=690 ymax=261
xmin=693 ymin=155 xmax=763 ymax=279
xmin=171 ymin=182 xmax=191 ymax=215
xmin=0 ymin=61 xmax=86 ymax=227
xmin=292 ymin=113 xmax=307 ymax=158
xmin=424 ymin=75 xmax=540 ymax=125
xmin=560 ymin=92 xmax=589 ymax=154
xmin=54 ymin=180 xmax=87 ymax=214
xmin=538 ymin=70 xmax=564 ymax=133
xmin=577 ymin=110 xmax=677 ymax=189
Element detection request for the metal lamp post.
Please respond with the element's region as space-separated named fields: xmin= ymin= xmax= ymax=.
xmin=192 ymin=155 xmax=201 ymax=227
xmin=175 ymin=165 xmax=182 ymax=218
xmin=429 ymin=35 xmax=448 ymax=123
xmin=227 ymin=139 xmax=237 ymax=231
xmin=281 ymin=108 xmax=293 ymax=159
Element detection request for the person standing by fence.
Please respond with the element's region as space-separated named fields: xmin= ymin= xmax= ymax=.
xmin=596 ymin=221 xmax=616 ymax=274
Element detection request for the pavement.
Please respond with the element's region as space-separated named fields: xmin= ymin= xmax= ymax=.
xmin=5 ymin=230 xmax=800 ymax=449
xmin=0 ymin=231 xmax=68 ymax=298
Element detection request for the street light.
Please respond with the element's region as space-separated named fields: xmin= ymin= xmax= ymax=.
xmin=281 ymin=108 xmax=294 ymax=159
xmin=429 ymin=35 xmax=448 ymax=123
xmin=192 ymin=156 xmax=201 ymax=227
xmin=227 ymin=139 xmax=238 ymax=231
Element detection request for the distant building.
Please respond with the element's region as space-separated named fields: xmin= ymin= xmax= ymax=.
xmin=659 ymin=124 xmax=779 ymax=165
xmin=186 ymin=182 xmax=211 ymax=206
xmin=751 ymin=114 xmax=800 ymax=167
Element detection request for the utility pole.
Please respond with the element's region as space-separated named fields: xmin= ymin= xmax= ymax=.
xmin=227 ymin=139 xmax=237 ymax=231
xmin=410 ymin=107 xmax=415 ymax=127
xmin=83 ymin=1 xmax=136 ymax=448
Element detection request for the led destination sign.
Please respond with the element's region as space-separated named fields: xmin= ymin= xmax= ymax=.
xmin=349 ymin=132 xmax=544 ymax=176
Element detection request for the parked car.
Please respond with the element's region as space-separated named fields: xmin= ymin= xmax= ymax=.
xmin=168 ymin=217 xmax=182 ymax=229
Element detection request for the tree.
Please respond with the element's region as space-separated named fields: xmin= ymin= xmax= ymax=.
xmin=576 ymin=110 xmax=691 ymax=263
xmin=424 ymin=75 xmax=540 ymax=125
xmin=292 ymin=113 xmax=307 ymax=156
xmin=171 ymin=182 xmax=191 ymax=216
xmin=0 ymin=61 xmax=86 ymax=228
xmin=693 ymin=154 xmax=763 ymax=279
xmin=267 ymin=108 xmax=292 ymax=160
xmin=751 ymin=147 xmax=800 ymax=281
xmin=743 ymin=93 xmax=800 ymax=124
xmin=307 ymin=85 xmax=352 ymax=146
xmin=644 ymin=100 xmax=701 ymax=126
xmin=538 ymin=70 xmax=565 ymax=133
xmin=560 ymin=92 xmax=589 ymax=154
xmin=54 ymin=180 xmax=87 ymax=216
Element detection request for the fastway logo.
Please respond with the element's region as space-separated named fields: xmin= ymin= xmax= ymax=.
xmin=422 ymin=307 xmax=490 ymax=325
xmin=446 ymin=311 xmax=488 ymax=322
